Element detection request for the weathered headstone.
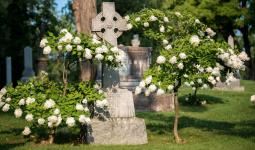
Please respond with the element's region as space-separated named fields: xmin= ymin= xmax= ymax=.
xmin=215 ymin=35 xmax=244 ymax=91
xmin=88 ymin=2 xmax=147 ymax=145
xmin=6 ymin=57 xmax=12 ymax=85
xmin=21 ymin=46 xmax=35 ymax=80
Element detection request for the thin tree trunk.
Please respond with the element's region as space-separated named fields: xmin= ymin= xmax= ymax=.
xmin=173 ymin=92 xmax=183 ymax=143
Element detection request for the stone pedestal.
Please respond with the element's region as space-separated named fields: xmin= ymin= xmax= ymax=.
xmin=37 ymin=57 xmax=48 ymax=73
xmin=134 ymin=93 xmax=175 ymax=112
xmin=87 ymin=118 xmax=147 ymax=145
xmin=87 ymin=88 xmax=148 ymax=144
xmin=215 ymin=80 xmax=244 ymax=91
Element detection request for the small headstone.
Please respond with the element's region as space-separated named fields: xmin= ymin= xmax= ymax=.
xmin=228 ymin=35 xmax=234 ymax=49
xmin=22 ymin=46 xmax=35 ymax=80
xmin=6 ymin=57 xmax=12 ymax=85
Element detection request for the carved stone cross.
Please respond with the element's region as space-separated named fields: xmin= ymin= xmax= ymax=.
xmin=92 ymin=2 xmax=127 ymax=46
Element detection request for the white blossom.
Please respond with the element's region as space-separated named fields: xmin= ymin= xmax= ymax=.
xmin=65 ymin=44 xmax=73 ymax=52
xmin=156 ymin=56 xmax=166 ymax=64
xmin=0 ymin=88 xmax=7 ymax=95
xmin=0 ymin=102 xmax=5 ymax=107
xmin=26 ymin=97 xmax=35 ymax=105
xmin=47 ymin=115 xmax=58 ymax=124
xmin=14 ymin=108 xmax=22 ymax=118
xmin=79 ymin=115 xmax=90 ymax=125
xmin=160 ymin=26 xmax=165 ymax=32
xmin=76 ymin=103 xmax=84 ymax=111
xmin=44 ymin=99 xmax=56 ymax=109
xmin=184 ymin=82 xmax=190 ymax=87
xmin=25 ymin=114 xmax=33 ymax=122
xmin=107 ymin=55 xmax=114 ymax=61
xmin=168 ymin=85 xmax=174 ymax=91
xmin=73 ymin=37 xmax=81 ymax=44
xmin=145 ymin=89 xmax=151 ymax=96
xmin=95 ymin=54 xmax=104 ymax=60
xmin=38 ymin=118 xmax=45 ymax=125
xmin=66 ymin=117 xmax=75 ymax=127
xmin=202 ymin=84 xmax=208 ymax=89
xmin=206 ymin=28 xmax=216 ymax=37
xmin=5 ymin=97 xmax=11 ymax=102
xmin=197 ymin=79 xmax=203 ymax=84
xmin=2 ymin=104 xmax=10 ymax=112
xmin=54 ymin=108 xmax=60 ymax=115
xmin=175 ymin=12 xmax=182 ymax=17
xmin=163 ymin=17 xmax=169 ymax=22
xmin=60 ymin=28 xmax=68 ymax=33
xmin=22 ymin=126 xmax=31 ymax=136
xmin=77 ymin=45 xmax=83 ymax=51
xmin=251 ymin=95 xmax=255 ymax=104
xmin=150 ymin=15 xmax=157 ymax=21
xmin=139 ymin=81 xmax=146 ymax=88
xmin=43 ymin=46 xmax=51 ymax=55
xmin=101 ymin=99 xmax=108 ymax=107
xmin=127 ymin=23 xmax=133 ymax=30
xmin=143 ymin=22 xmax=149 ymax=27
xmin=82 ymin=99 xmax=88 ymax=104
xmin=206 ymin=67 xmax=213 ymax=73
xmin=195 ymin=19 xmax=200 ymax=24
xmin=165 ymin=44 xmax=172 ymax=50
xmin=190 ymin=35 xmax=200 ymax=46
xmin=124 ymin=15 xmax=130 ymax=21
xmin=110 ymin=47 xmax=119 ymax=53
xmin=156 ymin=89 xmax=165 ymax=95
xmin=184 ymin=74 xmax=189 ymax=78
xmin=57 ymin=45 xmax=63 ymax=50
xmin=162 ymin=39 xmax=169 ymax=45
xmin=84 ymin=51 xmax=92 ymax=59
xmin=135 ymin=87 xmax=142 ymax=95
xmin=179 ymin=53 xmax=187 ymax=59
xmin=177 ymin=63 xmax=184 ymax=70
xmin=40 ymin=38 xmax=48 ymax=48
xmin=169 ymin=56 xmax=177 ymax=64
xmin=238 ymin=51 xmax=249 ymax=61
xmin=148 ymin=84 xmax=157 ymax=92
xmin=145 ymin=76 xmax=152 ymax=84
xmin=135 ymin=17 xmax=141 ymax=22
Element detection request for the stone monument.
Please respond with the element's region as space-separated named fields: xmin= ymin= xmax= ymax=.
xmin=87 ymin=2 xmax=147 ymax=145
xmin=6 ymin=57 xmax=12 ymax=85
xmin=21 ymin=46 xmax=35 ymax=80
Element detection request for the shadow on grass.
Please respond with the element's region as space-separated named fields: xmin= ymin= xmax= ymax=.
xmin=137 ymin=112 xmax=255 ymax=140
xmin=0 ymin=143 xmax=25 ymax=150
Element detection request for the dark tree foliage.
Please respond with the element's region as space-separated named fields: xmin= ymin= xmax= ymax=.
xmin=0 ymin=0 xmax=58 ymax=87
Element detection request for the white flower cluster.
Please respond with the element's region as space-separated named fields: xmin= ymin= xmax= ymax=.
xmin=0 ymin=88 xmax=10 ymax=112
xmin=135 ymin=75 xmax=172 ymax=96
xmin=205 ymin=28 xmax=216 ymax=37
xmin=190 ymin=35 xmax=200 ymax=46
xmin=251 ymin=95 xmax=255 ymax=105
xmin=218 ymin=49 xmax=248 ymax=70
xmin=44 ymin=99 xmax=56 ymax=109
xmin=95 ymin=99 xmax=108 ymax=108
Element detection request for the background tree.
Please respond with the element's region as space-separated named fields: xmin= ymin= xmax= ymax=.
xmin=0 ymin=0 xmax=58 ymax=87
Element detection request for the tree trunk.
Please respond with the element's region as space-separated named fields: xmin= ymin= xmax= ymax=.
xmin=73 ymin=0 xmax=97 ymax=34
xmin=73 ymin=0 xmax=97 ymax=82
xmin=173 ymin=92 xmax=183 ymax=143
xmin=240 ymin=25 xmax=254 ymax=80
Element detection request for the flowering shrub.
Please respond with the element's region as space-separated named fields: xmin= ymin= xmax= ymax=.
xmin=0 ymin=74 xmax=107 ymax=143
xmin=125 ymin=9 xmax=249 ymax=143
xmin=40 ymin=29 xmax=125 ymax=68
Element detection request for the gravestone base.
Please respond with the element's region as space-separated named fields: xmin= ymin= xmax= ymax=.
xmin=134 ymin=93 xmax=175 ymax=112
xmin=87 ymin=118 xmax=148 ymax=145
xmin=214 ymin=79 xmax=244 ymax=91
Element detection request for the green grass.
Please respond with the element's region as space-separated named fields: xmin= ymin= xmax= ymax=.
xmin=1 ymin=80 xmax=255 ymax=150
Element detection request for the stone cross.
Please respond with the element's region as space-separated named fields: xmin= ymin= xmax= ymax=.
xmin=92 ymin=2 xmax=127 ymax=46
xmin=6 ymin=57 xmax=12 ymax=85
xmin=21 ymin=46 xmax=35 ymax=80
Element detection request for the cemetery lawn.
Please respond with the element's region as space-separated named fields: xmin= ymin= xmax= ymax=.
xmin=0 ymin=80 xmax=255 ymax=150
